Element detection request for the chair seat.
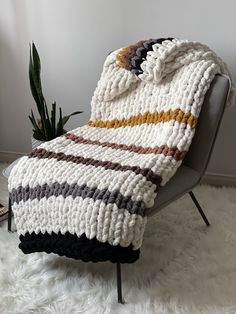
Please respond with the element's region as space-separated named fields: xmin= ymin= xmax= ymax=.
xmin=147 ymin=75 xmax=230 ymax=218
xmin=147 ymin=166 xmax=200 ymax=217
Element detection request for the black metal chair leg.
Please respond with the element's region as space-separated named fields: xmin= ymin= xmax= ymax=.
xmin=116 ymin=262 xmax=125 ymax=304
xmin=8 ymin=197 xmax=12 ymax=232
xmin=189 ymin=191 xmax=210 ymax=226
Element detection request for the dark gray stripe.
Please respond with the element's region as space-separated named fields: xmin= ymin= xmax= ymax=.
xmin=10 ymin=182 xmax=147 ymax=216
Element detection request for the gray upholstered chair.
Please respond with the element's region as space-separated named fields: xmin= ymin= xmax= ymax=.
xmin=7 ymin=74 xmax=230 ymax=304
xmin=148 ymin=74 xmax=230 ymax=218
xmin=116 ymin=74 xmax=230 ymax=303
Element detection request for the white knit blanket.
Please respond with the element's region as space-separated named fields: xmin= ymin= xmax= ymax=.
xmin=8 ymin=38 xmax=234 ymax=263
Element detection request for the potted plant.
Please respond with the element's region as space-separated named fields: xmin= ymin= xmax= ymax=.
xmin=29 ymin=43 xmax=82 ymax=149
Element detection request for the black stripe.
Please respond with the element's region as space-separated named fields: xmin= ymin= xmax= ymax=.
xmin=131 ymin=37 xmax=174 ymax=75
xmin=19 ymin=231 xmax=140 ymax=263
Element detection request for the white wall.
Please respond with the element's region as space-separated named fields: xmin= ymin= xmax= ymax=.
xmin=0 ymin=0 xmax=236 ymax=176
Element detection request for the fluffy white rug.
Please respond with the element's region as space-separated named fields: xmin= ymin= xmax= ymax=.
xmin=1 ymin=168 xmax=236 ymax=313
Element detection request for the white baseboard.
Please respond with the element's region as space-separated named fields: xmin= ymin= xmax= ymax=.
xmin=0 ymin=151 xmax=26 ymax=163
xmin=1 ymin=151 xmax=236 ymax=187
xmin=202 ymin=172 xmax=236 ymax=187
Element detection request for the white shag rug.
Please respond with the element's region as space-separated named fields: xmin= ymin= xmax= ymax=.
xmin=0 ymin=164 xmax=236 ymax=313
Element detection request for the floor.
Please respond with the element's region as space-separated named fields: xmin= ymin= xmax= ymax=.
xmin=0 ymin=162 xmax=236 ymax=313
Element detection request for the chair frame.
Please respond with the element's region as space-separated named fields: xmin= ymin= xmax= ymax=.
xmin=8 ymin=197 xmax=12 ymax=232
xmin=116 ymin=192 xmax=210 ymax=303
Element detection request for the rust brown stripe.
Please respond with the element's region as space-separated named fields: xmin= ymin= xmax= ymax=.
xmin=87 ymin=109 xmax=197 ymax=129
xmin=116 ymin=40 xmax=145 ymax=70
xmin=29 ymin=148 xmax=162 ymax=186
xmin=64 ymin=133 xmax=187 ymax=161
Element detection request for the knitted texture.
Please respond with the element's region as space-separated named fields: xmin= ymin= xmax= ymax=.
xmin=8 ymin=38 xmax=235 ymax=263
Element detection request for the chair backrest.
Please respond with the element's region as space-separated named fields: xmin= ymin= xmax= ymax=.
xmin=183 ymin=74 xmax=230 ymax=177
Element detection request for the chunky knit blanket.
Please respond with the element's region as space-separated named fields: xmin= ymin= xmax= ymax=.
xmin=9 ymin=38 xmax=234 ymax=263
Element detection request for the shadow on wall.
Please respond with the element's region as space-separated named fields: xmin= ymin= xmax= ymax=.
xmin=207 ymin=101 xmax=236 ymax=175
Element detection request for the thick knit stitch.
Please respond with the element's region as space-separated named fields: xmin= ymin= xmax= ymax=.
xmin=8 ymin=38 xmax=235 ymax=263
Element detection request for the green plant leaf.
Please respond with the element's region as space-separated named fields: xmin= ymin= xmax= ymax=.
xmin=32 ymin=130 xmax=45 ymax=141
xmin=29 ymin=52 xmax=42 ymax=113
xmin=44 ymin=102 xmax=53 ymax=139
xmin=51 ymin=102 xmax=56 ymax=138
xmin=29 ymin=111 xmax=45 ymax=141
xmin=45 ymin=118 xmax=53 ymax=140
xmin=30 ymin=110 xmax=41 ymax=132
xmin=56 ymin=107 xmax=64 ymax=136
xmin=62 ymin=111 xmax=83 ymax=127
xmin=28 ymin=42 xmax=82 ymax=141
xmin=29 ymin=43 xmax=46 ymax=115
xmin=32 ymin=42 xmax=41 ymax=82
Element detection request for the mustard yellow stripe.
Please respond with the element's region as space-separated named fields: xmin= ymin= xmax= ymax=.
xmin=87 ymin=109 xmax=197 ymax=129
